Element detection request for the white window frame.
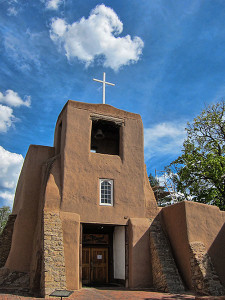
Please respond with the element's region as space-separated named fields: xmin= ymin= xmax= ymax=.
xmin=99 ymin=179 xmax=113 ymax=206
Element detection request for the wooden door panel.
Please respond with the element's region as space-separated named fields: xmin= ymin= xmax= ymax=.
xmin=91 ymin=248 xmax=108 ymax=283
xmin=82 ymin=248 xmax=90 ymax=284
xmin=82 ymin=247 xmax=108 ymax=284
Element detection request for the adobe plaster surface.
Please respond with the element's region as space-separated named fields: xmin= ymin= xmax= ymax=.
xmin=6 ymin=145 xmax=55 ymax=272
xmin=60 ymin=211 xmax=80 ymax=290
xmin=162 ymin=201 xmax=225 ymax=293
xmin=185 ymin=202 xmax=225 ymax=287
xmin=128 ymin=218 xmax=152 ymax=288
xmin=54 ymin=101 xmax=158 ymax=225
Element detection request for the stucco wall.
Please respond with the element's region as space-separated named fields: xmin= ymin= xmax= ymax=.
xmin=162 ymin=201 xmax=225 ymax=289
xmin=53 ymin=101 xmax=157 ymax=225
xmin=185 ymin=202 xmax=225 ymax=287
xmin=44 ymin=156 xmax=62 ymax=211
xmin=128 ymin=218 xmax=152 ymax=288
xmin=161 ymin=202 xmax=191 ymax=288
xmin=60 ymin=211 xmax=80 ymax=290
xmin=30 ymin=154 xmax=61 ymax=293
xmin=6 ymin=145 xmax=55 ymax=272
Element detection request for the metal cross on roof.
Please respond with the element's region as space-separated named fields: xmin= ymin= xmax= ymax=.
xmin=93 ymin=72 xmax=115 ymax=104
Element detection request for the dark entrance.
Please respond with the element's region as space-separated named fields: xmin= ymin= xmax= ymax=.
xmin=81 ymin=224 xmax=114 ymax=286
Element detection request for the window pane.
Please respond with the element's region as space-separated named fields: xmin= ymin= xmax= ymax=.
xmin=100 ymin=180 xmax=113 ymax=205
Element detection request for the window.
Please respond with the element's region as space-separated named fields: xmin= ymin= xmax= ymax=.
xmin=100 ymin=179 xmax=113 ymax=206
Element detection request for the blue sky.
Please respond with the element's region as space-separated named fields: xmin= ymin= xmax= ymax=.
xmin=1 ymin=0 xmax=225 ymax=207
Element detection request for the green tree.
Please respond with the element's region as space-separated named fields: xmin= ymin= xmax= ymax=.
xmin=0 ymin=206 xmax=11 ymax=234
xmin=168 ymin=101 xmax=225 ymax=210
xmin=148 ymin=173 xmax=172 ymax=206
xmin=148 ymin=173 xmax=159 ymax=187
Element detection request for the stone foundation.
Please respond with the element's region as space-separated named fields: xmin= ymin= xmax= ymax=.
xmin=150 ymin=218 xmax=185 ymax=293
xmin=190 ymin=242 xmax=224 ymax=296
xmin=0 ymin=214 xmax=17 ymax=268
xmin=42 ymin=211 xmax=66 ymax=296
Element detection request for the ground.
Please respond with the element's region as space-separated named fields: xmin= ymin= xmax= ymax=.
xmin=1 ymin=287 xmax=225 ymax=300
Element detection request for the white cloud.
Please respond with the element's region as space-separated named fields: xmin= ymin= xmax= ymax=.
xmin=0 ymin=90 xmax=31 ymax=107
xmin=45 ymin=0 xmax=63 ymax=10
xmin=7 ymin=6 xmax=18 ymax=16
xmin=7 ymin=0 xmax=19 ymax=17
xmin=51 ymin=18 xmax=67 ymax=37
xmin=0 ymin=105 xmax=15 ymax=133
xmin=0 ymin=146 xmax=24 ymax=208
xmin=0 ymin=90 xmax=31 ymax=132
xmin=4 ymin=33 xmax=41 ymax=72
xmin=144 ymin=122 xmax=186 ymax=159
xmin=0 ymin=191 xmax=15 ymax=208
xmin=0 ymin=146 xmax=23 ymax=189
xmin=49 ymin=4 xmax=144 ymax=71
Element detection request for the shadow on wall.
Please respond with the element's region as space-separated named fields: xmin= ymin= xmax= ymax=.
xmin=149 ymin=215 xmax=186 ymax=294
xmin=131 ymin=228 xmax=153 ymax=288
xmin=208 ymin=222 xmax=225 ymax=287
xmin=31 ymin=250 xmax=42 ymax=295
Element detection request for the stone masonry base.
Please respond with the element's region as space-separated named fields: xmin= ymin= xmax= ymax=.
xmin=150 ymin=218 xmax=185 ymax=294
xmin=190 ymin=241 xmax=224 ymax=296
xmin=42 ymin=211 xmax=66 ymax=296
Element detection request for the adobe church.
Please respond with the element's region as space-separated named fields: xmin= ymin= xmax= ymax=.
xmin=0 ymin=100 xmax=225 ymax=297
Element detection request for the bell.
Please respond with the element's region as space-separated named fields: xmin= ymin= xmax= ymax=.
xmin=94 ymin=129 xmax=104 ymax=139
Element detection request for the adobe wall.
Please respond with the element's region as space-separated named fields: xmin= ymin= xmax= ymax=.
xmin=161 ymin=202 xmax=191 ymax=288
xmin=53 ymin=101 xmax=157 ymax=225
xmin=30 ymin=154 xmax=62 ymax=294
xmin=162 ymin=201 xmax=225 ymax=291
xmin=5 ymin=145 xmax=55 ymax=272
xmin=185 ymin=202 xmax=225 ymax=287
xmin=60 ymin=212 xmax=80 ymax=290
xmin=128 ymin=218 xmax=152 ymax=288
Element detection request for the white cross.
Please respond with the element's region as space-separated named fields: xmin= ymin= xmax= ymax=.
xmin=93 ymin=72 xmax=115 ymax=104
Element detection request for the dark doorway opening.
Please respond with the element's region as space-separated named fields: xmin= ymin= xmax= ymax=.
xmin=82 ymin=224 xmax=116 ymax=287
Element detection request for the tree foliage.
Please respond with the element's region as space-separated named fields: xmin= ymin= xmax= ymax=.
xmin=0 ymin=206 xmax=11 ymax=234
xmin=169 ymin=101 xmax=225 ymax=210
xmin=148 ymin=173 xmax=172 ymax=206
xmin=148 ymin=173 xmax=159 ymax=188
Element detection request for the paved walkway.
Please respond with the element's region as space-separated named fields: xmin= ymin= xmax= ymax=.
xmin=0 ymin=287 xmax=196 ymax=300
xmin=0 ymin=287 xmax=225 ymax=300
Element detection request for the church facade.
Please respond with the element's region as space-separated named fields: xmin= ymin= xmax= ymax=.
xmin=0 ymin=100 xmax=225 ymax=297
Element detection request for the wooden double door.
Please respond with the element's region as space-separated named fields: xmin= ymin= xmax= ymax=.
xmin=82 ymin=247 xmax=108 ymax=285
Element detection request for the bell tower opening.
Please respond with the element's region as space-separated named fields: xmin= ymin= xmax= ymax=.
xmin=91 ymin=119 xmax=120 ymax=155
